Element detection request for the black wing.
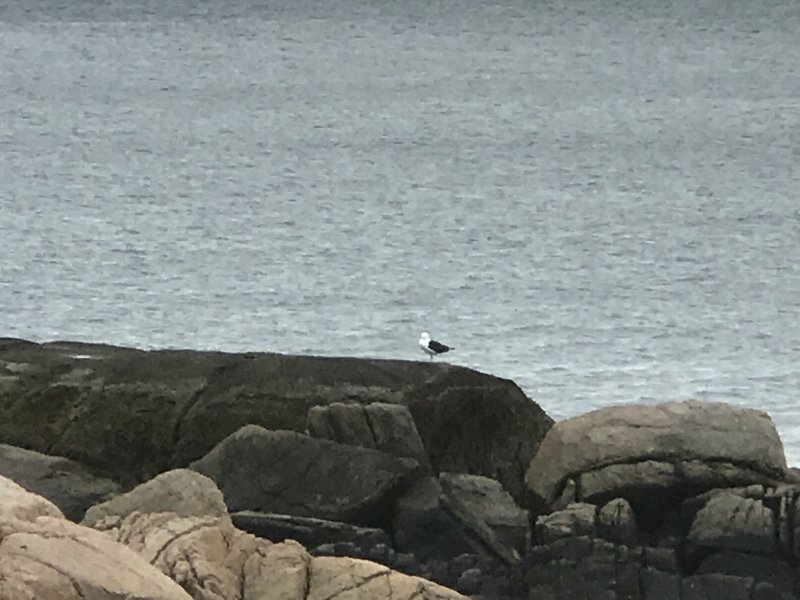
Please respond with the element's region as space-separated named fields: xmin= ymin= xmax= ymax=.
xmin=428 ymin=340 xmax=450 ymax=354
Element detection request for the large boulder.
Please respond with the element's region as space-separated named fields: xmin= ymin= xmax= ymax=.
xmin=0 ymin=338 xmax=551 ymax=501
xmin=82 ymin=468 xmax=228 ymax=527
xmin=97 ymin=510 xmax=467 ymax=600
xmin=190 ymin=425 xmax=422 ymax=525
xmin=0 ymin=443 xmax=121 ymax=522
xmin=525 ymin=400 xmax=787 ymax=513
xmin=0 ymin=476 xmax=191 ymax=600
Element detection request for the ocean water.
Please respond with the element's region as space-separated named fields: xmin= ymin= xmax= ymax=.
xmin=2 ymin=1 xmax=800 ymax=463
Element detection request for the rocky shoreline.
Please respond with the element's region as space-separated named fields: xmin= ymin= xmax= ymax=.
xmin=1 ymin=338 xmax=798 ymax=599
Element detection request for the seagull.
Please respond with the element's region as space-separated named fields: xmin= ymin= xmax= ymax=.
xmin=418 ymin=332 xmax=452 ymax=360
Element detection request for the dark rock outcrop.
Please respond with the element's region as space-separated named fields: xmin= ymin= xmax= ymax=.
xmin=0 ymin=443 xmax=121 ymax=521
xmin=0 ymin=338 xmax=551 ymax=503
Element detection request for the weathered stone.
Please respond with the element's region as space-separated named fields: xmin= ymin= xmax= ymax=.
xmin=769 ymin=483 xmax=800 ymax=560
xmin=308 ymin=402 xmax=431 ymax=470
xmin=393 ymin=477 xmax=481 ymax=561
xmin=100 ymin=510 xmax=466 ymax=600
xmin=640 ymin=567 xmax=680 ymax=600
xmin=695 ymin=550 xmax=794 ymax=590
xmin=245 ymin=538 xmax=311 ymax=600
xmin=0 ymin=443 xmax=121 ymax=521
xmin=308 ymin=555 xmax=466 ymax=600
xmin=527 ymin=585 xmax=558 ymax=600
xmin=364 ymin=543 xmax=394 ymax=565
xmin=681 ymin=573 xmax=753 ymax=600
xmin=643 ymin=547 xmax=679 ymax=572
xmin=392 ymin=473 xmax=528 ymax=566
xmin=597 ymin=497 xmax=638 ymax=545
xmin=0 ymin=476 xmax=191 ymax=600
xmin=528 ymin=533 xmax=643 ymax=600
xmin=0 ymin=340 xmax=225 ymax=486
xmin=535 ymin=503 xmax=597 ymax=544
xmin=82 ymin=468 xmax=228 ymax=527
xmin=190 ymin=425 xmax=421 ymax=524
xmin=526 ymin=535 xmax=618 ymax=599
xmin=526 ymin=400 xmax=787 ymax=508
xmin=687 ymin=491 xmax=774 ymax=555
xmin=308 ymin=402 xmax=374 ymax=446
xmin=439 ymin=472 xmax=529 ymax=562
xmin=97 ymin=511 xmax=263 ymax=599
xmin=0 ymin=339 xmax=550 ymax=503
xmin=406 ymin=370 xmax=552 ymax=503
xmin=753 ymin=581 xmax=797 ymax=600
xmin=363 ymin=402 xmax=431 ymax=467
xmin=455 ymin=567 xmax=482 ymax=595
xmin=579 ymin=460 xmax=680 ymax=501
xmin=0 ymin=471 xmax=64 ymax=522
xmin=614 ymin=547 xmax=641 ymax=599
xmin=552 ymin=477 xmax=577 ymax=510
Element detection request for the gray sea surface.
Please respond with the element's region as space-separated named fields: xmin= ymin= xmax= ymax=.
xmin=2 ymin=1 xmax=800 ymax=462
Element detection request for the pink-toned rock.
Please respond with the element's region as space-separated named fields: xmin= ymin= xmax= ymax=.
xmin=242 ymin=540 xmax=311 ymax=600
xmin=308 ymin=555 xmax=464 ymax=600
xmin=0 ymin=474 xmax=63 ymax=522
xmin=98 ymin=511 xmax=467 ymax=600
xmin=96 ymin=511 xmax=258 ymax=599
xmin=82 ymin=468 xmax=228 ymax=527
xmin=0 ymin=476 xmax=191 ymax=600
